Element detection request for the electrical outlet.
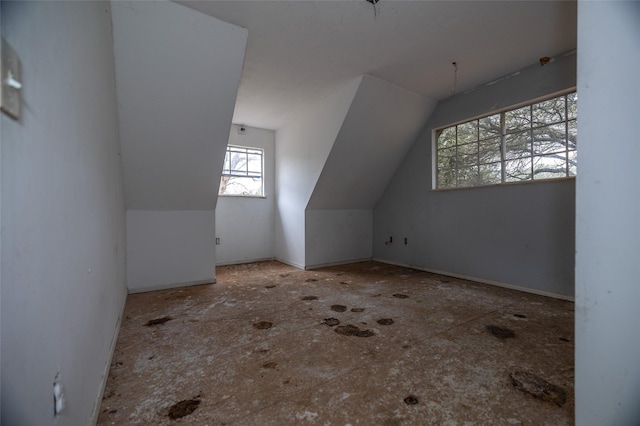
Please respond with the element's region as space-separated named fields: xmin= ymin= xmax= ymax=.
xmin=1 ymin=37 xmax=22 ymax=120
xmin=53 ymin=374 xmax=65 ymax=416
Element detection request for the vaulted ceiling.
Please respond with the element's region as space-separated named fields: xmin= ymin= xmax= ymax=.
xmin=178 ymin=0 xmax=577 ymax=130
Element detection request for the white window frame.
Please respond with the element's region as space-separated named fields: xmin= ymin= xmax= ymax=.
xmin=433 ymin=90 xmax=577 ymax=190
xmin=219 ymin=145 xmax=265 ymax=197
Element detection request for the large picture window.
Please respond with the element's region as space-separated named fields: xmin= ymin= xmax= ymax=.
xmin=435 ymin=92 xmax=577 ymax=189
xmin=219 ymin=145 xmax=264 ymax=197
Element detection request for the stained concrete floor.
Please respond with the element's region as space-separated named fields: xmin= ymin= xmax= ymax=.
xmin=97 ymin=261 xmax=574 ymax=425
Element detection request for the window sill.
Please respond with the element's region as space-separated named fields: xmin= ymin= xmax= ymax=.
xmin=431 ymin=176 xmax=576 ymax=192
xmin=218 ymin=194 xmax=267 ymax=199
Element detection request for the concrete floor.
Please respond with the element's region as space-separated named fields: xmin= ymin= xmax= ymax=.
xmin=97 ymin=261 xmax=574 ymax=425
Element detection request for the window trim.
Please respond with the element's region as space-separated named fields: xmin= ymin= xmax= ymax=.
xmin=219 ymin=144 xmax=265 ymax=198
xmin=431 ymin=88 xmax=577 ymax=191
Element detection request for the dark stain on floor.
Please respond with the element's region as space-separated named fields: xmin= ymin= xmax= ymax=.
xmin=301 ymin=295 xmax=318 ymax=300
xmin=323 ymin=318 xmax=340 ymax=326
xmin=335 ymin=324 xmax=374 ymax=337
xmin=510 ymin=371 xmax=566 ymax=406
xmin=351 ymin=308 xmax=365 ymax=312
xmin=305 ymin=278 xmax=318 ymax=282
xmin=144 ymin=316 xmax=172 ymax=327
xmin=559 ymin=337 xmax=570 ymax=342
xmin=377 ymin=318 xmax=394 ymax=325
xmin=487 ymin=325 xmax=516 ymax=339
xmin=254 ymin=321 xmax=273 ymax=330
xmin=167 ymin=398 xmax=200 ymax=419
xmin=339 ymin=281 xmax=349 ymax=285
xmin=513 ymin=314 xmax=527 ymax=318
xmin=331 ymin=305 xmax=347 ymax=312
xmin=392 ymin=294 xmax=409 ymax=299
xmin=404 ymin=395 xmax=419 ymax=405
xmin=265 ymin=285 xmax=277 ymax=289
xmin=262 ymin=362 xmax=278 ymax=369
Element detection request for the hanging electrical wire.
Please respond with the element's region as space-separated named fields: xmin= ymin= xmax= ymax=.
xmin=452 ymin=62 xmax=458 ymax=93
xmin=366 ymin=0 xmax=380 ymax=18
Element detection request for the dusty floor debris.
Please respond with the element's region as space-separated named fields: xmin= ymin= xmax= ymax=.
xmin=404 ymin=395 xmax=419 ymax=405
xmin=330 ymin=304 xmax=347 ymax=312
xmin=487 ymin=325 xmax=516 ymax=339
xmin=334 ymin=324 xmax=374 ymax=337
xmin=377 ymin=318 xmax=394 ymax=325
xmin=167 ymin=398 xmax=200 ymax=419
xmin=510 ymin=371 xmax=567 ymax=406
xmin=323 ymin=318 xmax=340 ymax=326
xmin=254 ymin=321 xmax=273 ymax=330
xmin=98 ymin=260 xmax=574 ymax=425
xmin=144 ymin=316 xmax=172 ymax=326
xmin=392 ymin=294 xmax=409 ymax=299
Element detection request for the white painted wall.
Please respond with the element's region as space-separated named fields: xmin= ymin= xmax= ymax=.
xmin=126 ymin=211 xmax=215 ymax=292
xmin=1 ymin=2 xmax=126 ymax=424
xmin=216 ymin=125 xmax=275 ymax=265
xmin=374 ymin=51 xmax=576 ymax=297
xmin=304 ymin=75 xmax=435 ymax=268
xmin=111 ymin=1 xmax=247 ymax=290
xmin=575 ymin=2 xmax=640 ymax=423
xmin=111 ymin=0 xmax=247 ymax=211
xmin=307 ymin=75 xmax=436 ymax=210
xmin=305 ymin=210 xmax=372 ymax=269
xmin=275 ymin=78 xmax=362 ymax=268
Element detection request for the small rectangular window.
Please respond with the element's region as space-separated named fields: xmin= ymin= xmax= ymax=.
xmin=434 ymin=91 xmax=577 ymax=189
xmin=219 ymin=145 xmax=264 ymax=197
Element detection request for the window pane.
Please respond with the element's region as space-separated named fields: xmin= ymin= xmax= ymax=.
xmin=533 ymin=123 xmax=567 ymax=155
xmin=247 ymin=153 xmax=262 ymax=176
xmin=505 ymin=105 xmax=531 ymax=133
xmin=479 ymin=137 xmax=501 ymax=164
xmin=479 ymin=162 xmax=502 ymax=185
xmin=567 ymin=92 xmax=577 ymax=120
xmin=457 ymin=121 xmax=478 ymax=144
xmin=457 ymin=166 xmax=479 ymax=187
xmin=533 ymin=96 xmax=565 ymax=126
xmin=437 ymin=168 xmax=456 ymax=189
xmin=220 ymin=176 xmax=262 ymax=196
xmin=505 ymin=130 xmax=531 ymax=159
xmin=568 ymin=119 xmax=577 ymax=150
xmin=479 ymin=114 xmax=501 ymax=140
xmin=220 ymin=145 xmax=264 ymax=196
xmin=229 ymin=150 xmax=247 ymax=174
xmin=568 ymin=150 xmax=577 ymax=176
xmin=533 ymin=153 xmax=567 ymax=180
xmin=437 ymin=127 xmax=456 ymax=149
xmin=505 ymin=158 xmax=532 ymax=182
xmin=438 ymin=146 xmax=456 ymax=169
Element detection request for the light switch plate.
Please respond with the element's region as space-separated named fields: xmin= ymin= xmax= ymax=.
xmin=1 ymin=37 xmax=22 ymax=120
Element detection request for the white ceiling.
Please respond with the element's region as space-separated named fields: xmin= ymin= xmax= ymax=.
xmin=178 ymin=0 xmax=577 ymax=131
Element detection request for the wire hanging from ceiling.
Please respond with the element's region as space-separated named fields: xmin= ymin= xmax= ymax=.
xmin=451 ymin=62 xmax=458 ymax=93
xmin=366 ymin=0 xmax=380 ymax=18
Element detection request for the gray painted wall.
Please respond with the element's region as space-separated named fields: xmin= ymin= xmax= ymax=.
xmin=374 ymin=51 xmax=576 ymax=297
xmin=575 ymin=1 xmax=640 ymax=423
xmin=216 ymin=125 xmax=276 ymax=265
xmin=111 ymin=1 xmax=247 ymax=291
xmin=1 ymin=2 xmax=126 ymax=423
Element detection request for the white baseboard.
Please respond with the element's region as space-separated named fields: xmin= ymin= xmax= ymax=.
xmin=128 ymin=278 xmax=216 ymax=294
xmin=372 ymin=258 xmax=574 ymax=302
xmin=274 ymin=257 xmax=305 ymax=270
xmin=305 ymin=257 xmax=373 ymax=270
xmin=216 ymin=257 xmax=275 ymax=267
xmin=90 ymin=287 xmax=127 ymax=425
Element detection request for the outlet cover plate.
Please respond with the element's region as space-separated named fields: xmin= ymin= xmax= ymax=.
xmin=1 ymin=37 xmax=22 ymax=120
